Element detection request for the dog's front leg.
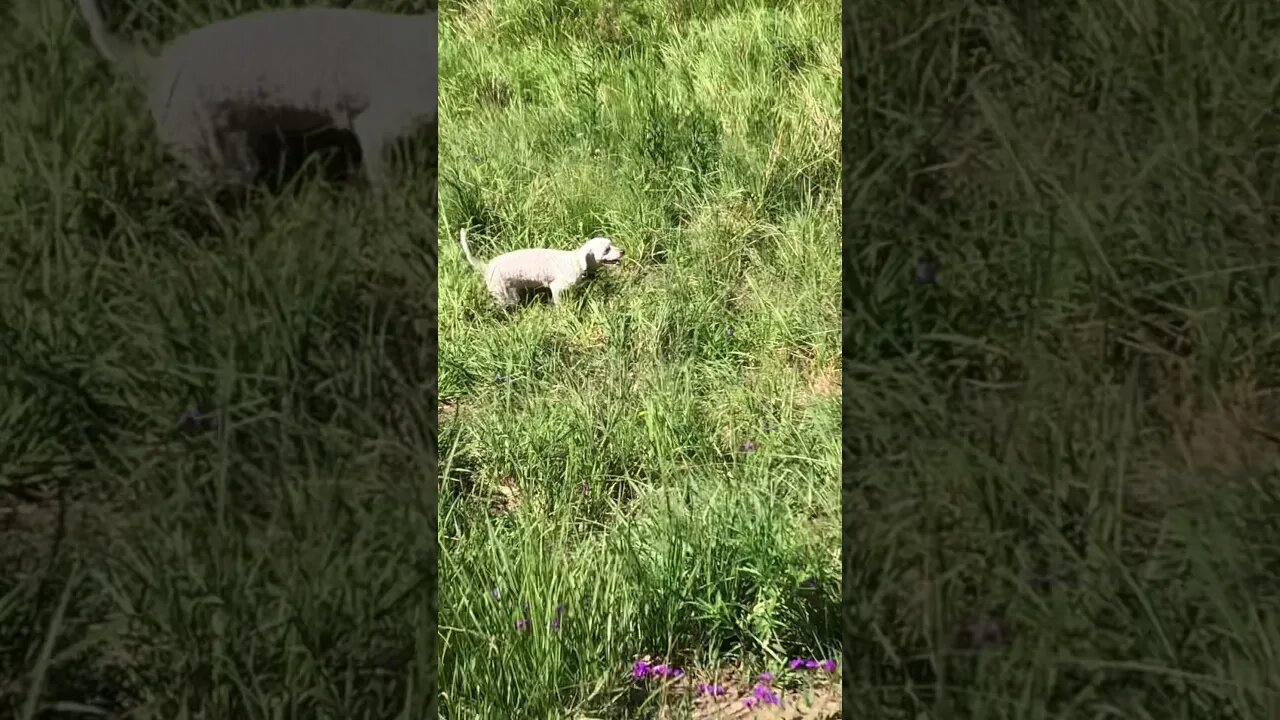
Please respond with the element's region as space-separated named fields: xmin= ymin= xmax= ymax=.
xmin=353 ymin=111 xmax=391 ymax=187
xmin=549 ymin=280 xmax=575 ymax=305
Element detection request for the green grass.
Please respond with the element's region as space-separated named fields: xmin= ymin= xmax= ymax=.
xmin=1 ymin=1 xmax=436 ymax=717
xmin=436 ymin=0 xmax=840 ymax=716
xmin=844 ymin=1 xmax=1280 ymax=718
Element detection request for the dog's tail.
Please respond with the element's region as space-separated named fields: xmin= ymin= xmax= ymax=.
xmin=458 ymin=228 xmax=484 ymax=271
xmin=76 ymin=0 xmax=154 ymax=79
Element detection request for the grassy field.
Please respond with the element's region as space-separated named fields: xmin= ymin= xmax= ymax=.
xmin=436 ymin=0 xmax=840 ymax=716
xmin=1 ymin=1 xmax=437 ymax=717
xmin=843 ymin=1 xmax=1280 ymax=718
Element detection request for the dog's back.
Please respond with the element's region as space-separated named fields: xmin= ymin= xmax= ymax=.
xmin=487 ymin=248 xmax=578 ymax=287
xmin=151 ymin=9 xmax=437 ymax=122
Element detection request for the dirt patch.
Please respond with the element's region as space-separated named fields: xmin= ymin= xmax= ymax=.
xmin=0 ymin=494 xmax=63 ymax=570
xmin=489 ymin=474 xmax=523 ymax=515
xmin=439 ymin=398 xmax=459 ymax=421
xmin=805 ymin=359 xmax=839 ymax=399
xmin=1156 ymin=366 xmax=1280 ymax=477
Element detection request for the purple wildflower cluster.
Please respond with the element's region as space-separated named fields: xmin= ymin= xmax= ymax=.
xmin=696 ymin=682 xmax=728 ymax=697
xmin=632 ymin=660 xmax=685 ymax=680
xmin=177 ymin=407 xmax=221 ymax=431
xmin=630 ymin=655 xmax=838 ymax=709
xmin=789 ymin=657 xmax=838 ymax=672
xmin=741 ymin=661 xmax=836 ymax=709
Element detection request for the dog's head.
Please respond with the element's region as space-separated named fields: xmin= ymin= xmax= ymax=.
xmin=581 ymin=236 xmax=624 ymax=270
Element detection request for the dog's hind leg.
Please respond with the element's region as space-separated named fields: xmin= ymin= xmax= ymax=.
xmin=155 ymin=112 xmax=257 ymax=192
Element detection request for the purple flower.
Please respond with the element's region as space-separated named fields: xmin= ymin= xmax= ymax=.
xmin=759 ymin=671 xmax=774 ymax=684
xmin=915 ymin=261 xmax=938 ymax=285
xmin=632 ymin=659 xmax=683 ymax=680
xmin=961 ymin=616 xmax=1008 ymax=648
xmin=178 ymin=407 xmax=221 ymax=431
xmin=514 ymin=618 xmax=530 ymax=631
xmin=550 ymin=617 xmax=561 ymax=631
xmin=697 ymin=683 xmax=727 ymax=697
xmin=743 ymin=698 xmax=757 ymax=709
xmin=752 ymin=684 xmax=781 ymax=705
xmin=788 ymin=657 xmax=835 ymax=671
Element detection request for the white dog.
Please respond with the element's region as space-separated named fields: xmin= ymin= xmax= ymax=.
xmin=459 ymin=229 xmax=625 ymax=307
xmin=76 ymin=0 xmax=437 ymax=188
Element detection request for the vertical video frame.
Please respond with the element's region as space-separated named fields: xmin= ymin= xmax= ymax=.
xmin=438 ymin=0 xmax=841 ymax=715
